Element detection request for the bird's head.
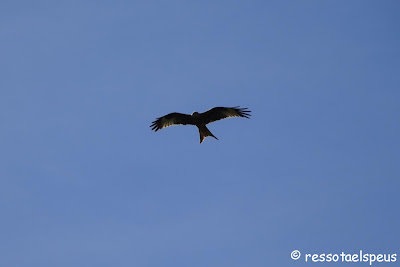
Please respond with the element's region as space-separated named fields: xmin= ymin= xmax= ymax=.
xmin=191 ymin=111 xmax=200 ymax=117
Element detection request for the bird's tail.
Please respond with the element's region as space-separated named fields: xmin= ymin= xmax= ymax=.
xmin=198 ymin=125 xmax=218 ymax=144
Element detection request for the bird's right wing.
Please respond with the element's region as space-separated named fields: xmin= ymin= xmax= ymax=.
xmin=200 ymin=106 xmax=251 ymax=124
xmin=150 ymin=113 xmax=194 ymax=131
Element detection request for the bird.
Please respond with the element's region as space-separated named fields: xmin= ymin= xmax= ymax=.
xmin=150 ymin=106 xmax=251 ymax=143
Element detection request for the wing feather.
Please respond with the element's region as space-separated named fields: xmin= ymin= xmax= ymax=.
xmin=200 ymin=106 xmax=251 ymax=124
xmin=150 ymin=112 xmax=193 ymax=131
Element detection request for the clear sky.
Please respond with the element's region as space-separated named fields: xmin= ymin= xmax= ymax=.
xmin=1 ymin=1 xmax=399 ymax=266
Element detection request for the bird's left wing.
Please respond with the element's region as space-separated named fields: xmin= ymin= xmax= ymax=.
xmin=150 ymin=112 xmax=194 ymax=131
xmin=200 ymin=106 xmax=251 ymax=124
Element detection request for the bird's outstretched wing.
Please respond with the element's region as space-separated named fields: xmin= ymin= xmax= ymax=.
xmin=200 ymin=106 xmax=251 ymax=124
xmin=150 ymin=112 xmax=193 ymax=131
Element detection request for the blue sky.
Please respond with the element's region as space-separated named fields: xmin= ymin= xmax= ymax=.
xmin=1 ymin=1 xmax=399 ymax=266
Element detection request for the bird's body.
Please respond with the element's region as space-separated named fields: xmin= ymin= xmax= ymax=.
xmin=151 ymin=106 xmax=251 ymax=143
xmin=190 ymin=111 xmax=201 ymax=124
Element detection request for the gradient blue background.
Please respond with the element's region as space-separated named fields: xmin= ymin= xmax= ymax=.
xmin=1 ymin=1 xmax=399 ymax=266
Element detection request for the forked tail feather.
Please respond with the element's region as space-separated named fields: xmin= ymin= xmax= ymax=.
xmin=198 ymin=125 xmax=218 ymax=143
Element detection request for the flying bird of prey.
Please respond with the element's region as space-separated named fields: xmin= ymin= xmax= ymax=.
xmin=150 ymin=106 xmax=251 ymax=143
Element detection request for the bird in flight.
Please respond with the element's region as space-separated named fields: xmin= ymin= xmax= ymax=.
xmin=151 ymin=106 xmax=251 ymax=143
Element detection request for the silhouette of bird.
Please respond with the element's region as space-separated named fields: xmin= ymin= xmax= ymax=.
xmin=151 ymin=106 xmax=251 ymax=143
